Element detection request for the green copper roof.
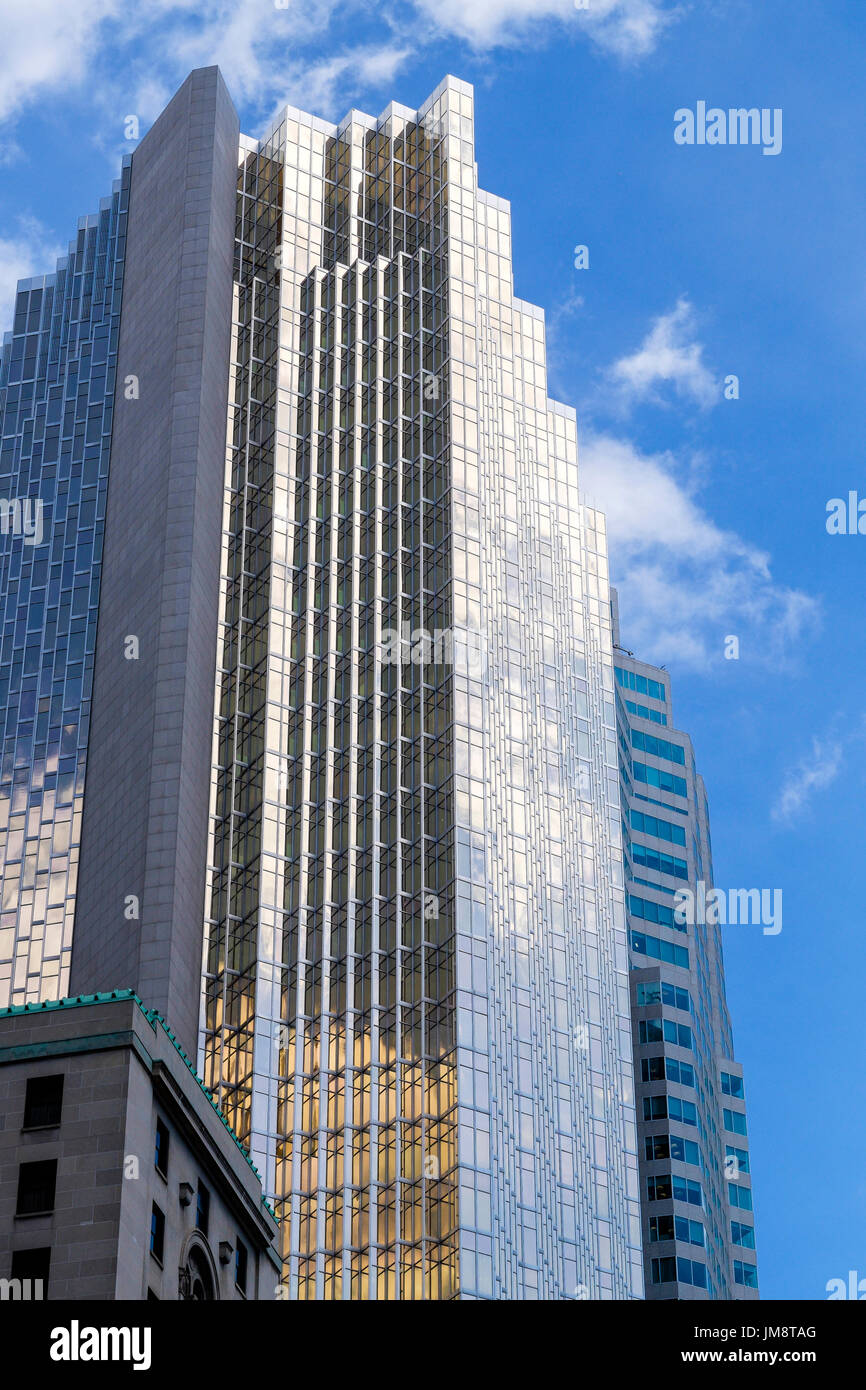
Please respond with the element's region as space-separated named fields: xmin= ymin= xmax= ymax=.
xmin=0 ymin=989 xmax=277 ymax=1222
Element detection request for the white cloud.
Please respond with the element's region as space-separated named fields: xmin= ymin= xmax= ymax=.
xmin=0 ymin=217 xmax=65 ymax=334
xmin=407 ymin=0 xmax=675 ymax=58
xmin=579 ymin=431 xmax=820 ymax=669
xmin=264 ymin=46 xmax=415 ymax=125
xmin=607 ymin=298 xmax=720 ymax=410
xmin=581 ymin=0 xmax=676 ymax=59
xmin=0 ymin=0 xmax=406 ymax=132
xmin=0 ymin=0 xmax=121 ymax=124
xmin=0 ymin=0 xmax=677 ymax=136
xmin=772 ymin=736 xmax=843 ymax=824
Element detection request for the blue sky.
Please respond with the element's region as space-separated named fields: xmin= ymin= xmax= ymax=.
xmin=2 ymin=0 xmax=864 ymax=1300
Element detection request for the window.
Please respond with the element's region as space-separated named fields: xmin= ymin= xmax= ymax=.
xmin=629 ymin=895 xmax=685 ymax=933
xmin=196 ymin=1182 xmax=210 ymax=1237
xmin=670 ymin=1135 xmax=701 ymax=1167
xmin=731 ymin=1221 xmax=756 ymax=1249
xmin=636 ymin=980 xmax=690 ymax=1010
xmin=615 ymin=666 xmax=666 ymax=702
xmin=734 ymin=1260 xmax=759 ymax=1289
xmin=676 ymin=1216 xmax=705 ymax=1247
xmin=631 ymin=729 xmax=686 ymax=765
xmin=10 ymin=1247 xmax=50 ymax=1293
xmin=631 ymin=810 xmax=686 ymax=847
xmin=154 ymin=1118 xmax=170 ymax=1178
xmin=16 ymin=1160 xmax=57 ymax=1216
xmin=625 ymin=698 xmax=667 ymax=726
xmin=721 ymin=1071 xmax=744 ymax=1098
xmin=726 ymin=1145 xmax=750 ymax=1175
xmin=724 ymin=1108 xmax=748 ymax=1136
xmin=648 ymin=1173 xmax=701 ymax=1204
xmin=630 ymin=930 xmax=689 ymax=970
xmin=672 ymin=1175 xmax=703 ymax=1207
xmin=631 ymin=843 xmax=688 ymax=879
xmin=23 ymin=1075 xmax=64 ymax=1129
xmin=677 ymin=1257 xmax=707 ymax=1288
xmin=235 ymin=1238 xmax=248 ymax=1294
xmin=647 ymin=1173 xmax=672 ymax=1202
xmin=668 ymin=1096 xmax=698 ymax=1127
xmin=633 ymin=761 xmax=687 ymax=798
xmin=638 ymin=1018 xmax=692 ymax=1049
xmin=668 ymin=1020 xmax=693 ymax=1049
xmin=641 ymin=1056 xmax=666 ymax=1083
xmin=729 ymin=1183 xmax=753 ymax=1211
xmin=646 ymin=1134 xmax=701 ymax=1167
xmin=150 ymin=1204 xmax=165 ymax=1263
xmin=661 ymin=982 xmax=691 ymax=1012
xmin=636 ymin=981 xmax=661 ymax=1007
xmin=667 ymin=1058 xmax=695 ymax=1087
xmin=650 ymin=1256 xmax=676 ymax=1284
xmin=649 ymin=1215 xmax=674 ymax=1242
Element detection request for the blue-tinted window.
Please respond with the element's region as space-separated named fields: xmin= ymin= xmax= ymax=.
xmin=731 ymin=1221 xmax=756 ymax=1249
xmin=631 ymin=809 xmax=686 ymax=847
xmin=633 ymin=762 xmax=688 ymax=798
xmin=670 ymin=1135 xmax=701 ymax=1166
xmin=724 ymin=1108 xmax=747 ymax=1136
xmin=235 ymin=1238 xmax=248 ymax=1293
xmin=631 ymin=729 xmax=686 ymax=765
xmin=650 ymin=1256 xmax=676 ymax=1284
xmin=662 ymin=982 xmax=691 ymax=1012
xmin=675 ymin=1216 xmax=705 ymax=1246
xmin=729 ymin=1183 xmax=753 ymax=1211
xmin=638 ymin=1018 xmax=692 ymax=1050
xmin=154 ymin=1118 xmax=169 ymax=1177
xmin=150 ymin=1203 xmax=165 ymax=1263
xmin=625 ymin=698 xmax=667 ymax=726
xmin=629 ymin=894 xmax=685 ymax=932
xmin=721 ymin=1071 xmax=744 ymax=1098
xmin=672 ymin=1175 xmax=703 ymax=1207
xmin=648 ymin=1173 xmax=702 ymax=1206
xmin=630 ymin=930 xmax=690 ymax=970
xmin=631 ymin=842 xmax=688 ymax=880
xmin=677 ymin=1257 xmax=707 ymax=1288
xmin=615 ymin=666 xmax=666 ymax=702
xmin=667 ymin=1096 xmax=697 ymax=1127
xmin=726 ymin=1145 xmax=750 ymax=1175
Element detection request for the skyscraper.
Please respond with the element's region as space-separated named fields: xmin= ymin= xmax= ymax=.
xmin=0 ymin=66 xmax=755 ymax=1301
xmin=612 ymin=600 xmax=758 ymax=1300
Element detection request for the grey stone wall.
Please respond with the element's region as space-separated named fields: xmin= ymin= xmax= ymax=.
xmin=0 ymin=997 xmax=280 ymax=1300
xmin=71 ymin=68 xmax=239 ymax=1057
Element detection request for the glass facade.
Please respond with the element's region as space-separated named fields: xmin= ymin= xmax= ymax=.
xmin=0 ymin=68 xmax=757 ymax=1302
xmin=615 ymin=642 xmax=758 ymax=1299
xmin=0 ymin=169 xmax=129 ymax=1007
xmin=201 ymin=78 xmax=643 ymax=1299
